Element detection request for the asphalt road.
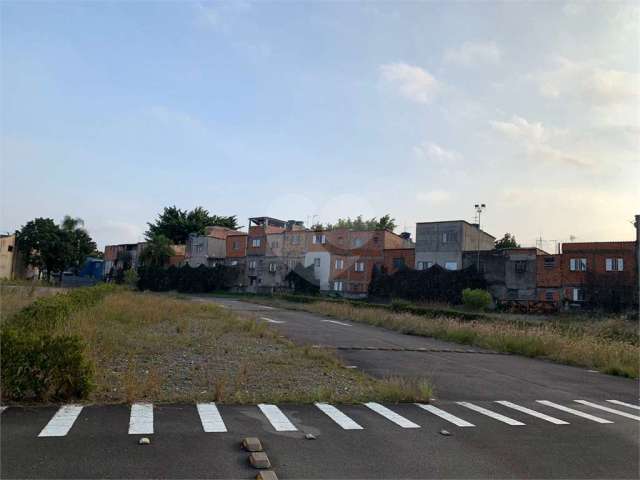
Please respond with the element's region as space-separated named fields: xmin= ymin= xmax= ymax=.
xmin=1 ymin=297 xmax=638 ymax=479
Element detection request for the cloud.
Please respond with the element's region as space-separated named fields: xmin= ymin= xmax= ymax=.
xmin=416 ymin=190 xmax=451 ymax=205
xmin=379 ymin=62 xmax=440 ymax=104
xmin=413 ymin=141 xmax=461 ymax=163
xmin=444 ymin=41 xmax=501 ymax=67
xmin=490 ymin=115 xmax=592 ymax=168
xmin=195 ymin=3 xmax=222 ymax=29
xmin=534 ymin=57 xmax=639 ymax=106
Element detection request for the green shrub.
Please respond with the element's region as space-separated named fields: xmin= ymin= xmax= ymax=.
xmin=123 ymin=269 xmax=139 ymax=289
xmin=0 ymin=284 xmax=114 ymax=402
xmin=462 ymin=288 xmax=492 ymax=311
xmin=1 ymin=328 xmax=93 ymax=401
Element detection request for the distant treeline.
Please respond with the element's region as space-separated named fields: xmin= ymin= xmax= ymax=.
xmin=137 ymin=264 xmax=240 ymax=293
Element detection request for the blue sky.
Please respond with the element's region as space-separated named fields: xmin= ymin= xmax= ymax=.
xmin=1 ymin=1 xmax=638 ymax=249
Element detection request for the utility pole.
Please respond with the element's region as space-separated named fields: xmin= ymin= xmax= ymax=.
xmin=475 ymin=203 xmax=486 ymax=271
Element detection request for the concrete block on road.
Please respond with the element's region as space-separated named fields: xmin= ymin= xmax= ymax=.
xmin=256 ymin=471 xmax=278 ymax=480
xmin=249 ymin=452 xmax=272 ymax=469
xmin=242 ymin=437 xmax=263 ymax=452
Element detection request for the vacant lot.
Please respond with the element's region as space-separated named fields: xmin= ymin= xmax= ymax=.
xmin=0 ymin=285 xmax=65 ymax=323
xmin=47 ymin=291 xmax=430 ymax=404
xmin=247 ymin=297 xmax=639 ymax=379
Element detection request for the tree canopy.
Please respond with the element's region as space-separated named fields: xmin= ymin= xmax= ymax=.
xmin=321 ymin=214 xmax=397 ymax=232
xmin=16 ymin=216 xmax=97 ymax=279
xmin=494 ymin=233 xmax=521 ymax=250
xmin=139 ymin=234 xmax=175 ymax=268
xmin=145 ymin=206 xmax=239 ymax=244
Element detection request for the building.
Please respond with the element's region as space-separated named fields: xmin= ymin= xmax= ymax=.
xmin=537 ymin=241 xmax=638 ymax=309
xmin=103 ymin=242 xmax=146 ymax=278
xmin=383 ymin=248 xmax=415 ymax=275
xmin=245 ymin=217 xmax=288 ymax=293
xmin=462 ymin=247 xmax=546 ymax=302
xmin=185 ymin=226 xmax=239 ymax=267
xmin=306 ymin=228 xmax=411 ymax=296
xmin=0 ymin=234 xmax=30 ymax=279
xmin=415 ymin=220 xmax=494 ymax=271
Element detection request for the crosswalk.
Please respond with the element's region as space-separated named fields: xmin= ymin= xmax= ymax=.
xmin=0 ymin=399 xmax=637 ymax=438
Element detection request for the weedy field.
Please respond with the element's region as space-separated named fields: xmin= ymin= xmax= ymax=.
xmin=1 ymin=287 xmax=431 ymax=404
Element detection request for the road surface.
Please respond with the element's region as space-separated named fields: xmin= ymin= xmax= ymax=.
xmin=1 ymin=297 xmax=638 ymax=479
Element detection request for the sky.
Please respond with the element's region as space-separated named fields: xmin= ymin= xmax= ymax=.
xmin=1 ymin=1 xmax=639 ymax=251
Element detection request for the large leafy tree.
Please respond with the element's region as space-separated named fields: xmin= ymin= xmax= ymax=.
xmin=61 ymin=216 xmax=97 ymax=274
xmin=323 ymin=214 xmax=397 ymax=232
xmin=494 ymin=233 xmax=521 ymax=250
xmin=146 ymin=206 xmax=238 ymax=244
xmin=139 ymin=234 xmax=175 ymax=267
xmin=16 ymin=218 xmax=68 ymax=280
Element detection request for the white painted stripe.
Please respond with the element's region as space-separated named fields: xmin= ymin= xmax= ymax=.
xmin=258 ymin=404 xmax=297 ymax=431
xmin=495 ymin=401 xmax=569 ymax=425
xmin=364 ymin=402 xmax=420 ymax=428
xmin=258 ymin=305 xmax=275 ymax=310
xmin=0 ymin=406 xmax=6 ymax=414
xmin=196 ymin=403 xmax=227 ymax=433
xmin=535 ymin=400 xmax=613 ymax=424
xmin=260 ymin=317 xmax=285 ymax=324
xmin=575 ymin=400 xmax=640 ymax=421
xmin=607 ymin=400 xmax=640 ymax=411
xmin=315 ymin=403 xmax=363 ymax=430
xmin=415 ymin=403 xmax=475 ymax=427
xmin=129 ymin=403 xmax=154 ymax=434
xmin=322 ymin=319 xmax=352 ymax=327
xmin=456 ymin=402 xmax=525 ymax=426
xmin=38 ymin=405 xmax=83 ymax=437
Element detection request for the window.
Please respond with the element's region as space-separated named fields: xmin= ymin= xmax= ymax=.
xmin=337 ymin=236 xmax=344 ymax=244
xmin=572 ymin=288 xmax=585 ymax=302
xmin=569 ymin=258 xmax=587 ymax=271
xmin=350 ymin=283 xmax=359 ymax=291
xmin=314 ymin=258 xmax=321 ymax=268
xmin=335 ymin=259 xmax=344 ymax=269
xmin=312 ymin=234 xmax=326 ymax=244
xmin=605 ymin=258 xmax=624 ymax=271
xmin=442 ymin=231 xmax=457 ymax=243
xmin=545 ymin=290 xmax=554 ymax=301
xmin=248 ymin=260 xmax=257 ymax=270
xmin=444 ymin=262 xmax=458 ymax=270
xmin=269 ymin=263 xmax=277 ymax=272
xmin=514 ymin=260 xmax=527 ymax=273
xmin=373 ymin=236 xmax=379 ymax=244
xmin=290 ymin=235 xmax=300 ymax=245
xmin=392 ymin=257 xmax=405 ymax=269
xmin=333 ymin=281 xmax=343 ymax=292
xmin=7 ymin=245 xmax=13 ymax=252
xmin=251 ymin=238 xmax=261 ymax=248
xmin=288 ymin=259 xmax=297 ymax=268
xmin=417 ymin=261 xmax=433 ymax=270
xmin=354 ymin=261 xmax=365 ymax=272
xmin=543 ymin=256 xmax=555 ymax=269
xmin=232 ymin=240 xmax=239 ymax=250
xmin=352 ymin=238 xmax=364 ymax=248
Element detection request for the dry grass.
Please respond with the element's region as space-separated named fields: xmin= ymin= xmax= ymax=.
xmin=55 ymin=291 xmax=432 ymax=404
xmin=0 ymin=285 xmax=64 ymax=324
xmin=285 ymin=301 xmax=639 ymax=379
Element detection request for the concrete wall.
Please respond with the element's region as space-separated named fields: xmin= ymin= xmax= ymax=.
xmin=304 ymin=251 xmax=330 ymax=291
xmin=416 ymin=221 xmax=493 ymax=270
xmin=0 ymin=235 xmax=16 ymax=279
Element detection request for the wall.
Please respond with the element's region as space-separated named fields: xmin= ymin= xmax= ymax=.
xmin=304 ymin=251 xmax=331 ymax=291
xmin=0 ymin=235 xmax=16 ymax=279
xmin=383 ymin=248 xmax=415 ymax=274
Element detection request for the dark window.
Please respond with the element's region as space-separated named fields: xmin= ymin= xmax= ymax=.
xmin=392 ymin=257 xmax=405 ymax=269
xmin=514 ymin=260 xmax=527 ymax=273
xmin=507 ymin=289 xmax=518 ymax=299
xmin=7 ymin=245 xmax=13 ymax=252
xmin=544 ymin=290 xmax=554 ymax=301
xmin=543 ymin=257 xmax=555 ymax=269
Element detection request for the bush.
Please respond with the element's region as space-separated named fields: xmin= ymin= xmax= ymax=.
xmin=137 ymin=264 xmax=240 ymax=293
xmin=1 ymin=329 xmax=93 ymax=401
xmin=0 ymin=284 xmax=114 ymax=402
xmin=123 ymin=269 xmax=139 ymax=289
xmin=462 ymin=288 xmax=492 ymax=311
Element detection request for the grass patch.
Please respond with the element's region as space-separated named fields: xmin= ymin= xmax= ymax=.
xmin=47 ymin=291 xmax=432 ymax=404
xmin=250 ymin=298 xmax=640 ymax=379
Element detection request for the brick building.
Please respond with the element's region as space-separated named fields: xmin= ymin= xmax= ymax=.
xmin=537 ymin=241 xmax=638 ymax=309
xmin=383 ymin=248 xmax=415 ymax=275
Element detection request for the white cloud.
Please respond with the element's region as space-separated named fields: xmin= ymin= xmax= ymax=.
xmin=490 ymin=115 xmax=592 ymax=168
xmin=444 ymin=41 xmax=501 ymax=67
xmin=416 ymin=190 xmax=451 ymax=205
xmin=535 ymin=57 xmax=639 ymax=106
xmin=413 ymin=141 xmax=461 ymax=163
xmin=379 ymin=62 xmax=440 ymax=104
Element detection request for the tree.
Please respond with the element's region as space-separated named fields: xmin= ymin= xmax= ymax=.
xmin=322 ymin=214 xmax=397 ymax=231
xmin=60 ymin=216 xmax=96 ymax=274
xmin=16 ymin=218 xmax=68 ymax=280
xmin=376 ymin=214 xmax=397 ymax=231
xmin=139 ymin=234 xmax=175 ymax=267
xmin=494 ymin=233 xmax=520 ymax=250
xmin=146 ymin=206 xmax=239 ymax=244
